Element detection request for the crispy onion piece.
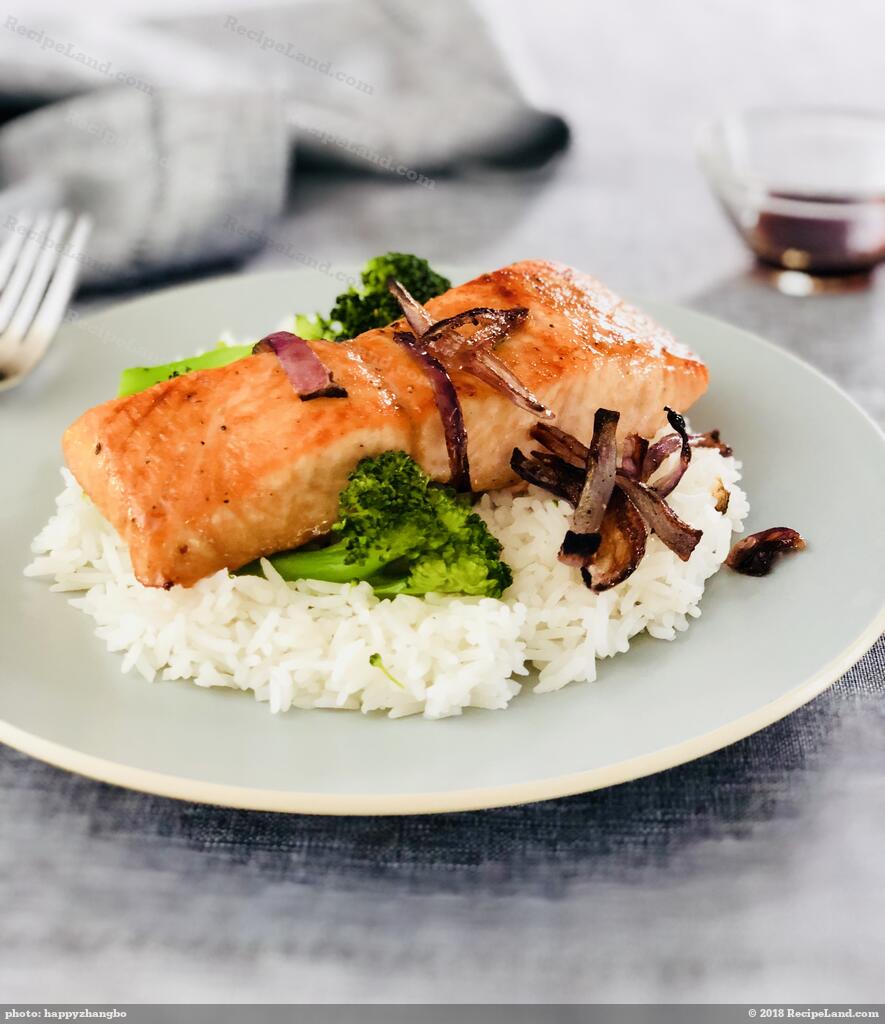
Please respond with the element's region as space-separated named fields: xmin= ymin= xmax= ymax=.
xmin=530 ymin=422 xmax=588 ymax=467
xmin=652 ymin=407 xmax=692 ymax=498
xmin=643 ymin=426 xmax=733 ymax=482
xmin=614 ymin=472 xmax=702 ymax=561
xmin=388 ymin=281 xmax=552 ymax=418
xmin=527 ymin=450 xmax=588 ymax=494
xmin=387 ymin=279 xmax=433 ymax=337
xmin=423 ymin=307 xmax=527 ymax=346
xmin=558 ymin=408 xmax=619 ymax=567
xmin=581 ymin=488 xmax=648 ymax=592
xmin=393 ymin=330 xmax=471 ymax=491
xmin=691 ymin=429 xmax=733 ymax=457
xmin=432 ymin=313 xmax=551 ymax=418
xmin=559 ymin=529 xmax=602 ymax=567
xmin=462 ymin=310 xmax=528 ymax=351
xmin=570 ymin=409 xmax=619 ymax=535
xmin=510 ymin=449 xmax=582 ymax=505
xmin=252 ymin=332 xmax=347 ymax=400
xmin=726 ymin=527 xmax=806 ymax=576
xmin=619 ymin=433 xmax=649 ymax=481
xmin=515 ymin=414 xmax=705 ymax=586
xmin=641 ymin=432 xmax=681 ymax=480
xmin=461 ymin=347 xmax=552 ymax=417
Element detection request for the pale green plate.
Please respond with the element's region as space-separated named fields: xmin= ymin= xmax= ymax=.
xmin=1 ymin=268 xmax=883 ymax=814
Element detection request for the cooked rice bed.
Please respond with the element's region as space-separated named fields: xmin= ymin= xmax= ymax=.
xmin=25 ymin=442 xmax=748 ymax=719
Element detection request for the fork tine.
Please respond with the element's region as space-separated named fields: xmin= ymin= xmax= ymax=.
xmin=28 ymin=213 xmax=92 ymax=336
xmin=0 ymin=210 xmax=71 ymax=353
xmin=0 ymin=210 xmax=52 ymax=334
xmin=0 ymin=210 xmax=35 ymax=293
xmin=0 ymin=214 xmax=92 ymax=392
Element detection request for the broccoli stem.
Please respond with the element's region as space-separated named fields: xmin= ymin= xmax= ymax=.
xmin=253 ymin=541 xmax=392 ymax=585
xmin=365 ymin=576 xmax=413 ymax=597
xmin=369 ymin=653 xmax=404 ymax=688
xmin=117 ymin=345 xmax=253 ymax=397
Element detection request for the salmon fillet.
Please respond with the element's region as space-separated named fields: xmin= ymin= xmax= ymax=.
xmin=63 ymin=260 xmax=708 ymax=588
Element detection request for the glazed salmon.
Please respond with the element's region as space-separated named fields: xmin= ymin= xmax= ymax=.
xmin=63 ymin=260 xmax=708 ymax=588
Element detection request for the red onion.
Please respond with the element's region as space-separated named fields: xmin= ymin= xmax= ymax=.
xmin=641 ymin=433 xmax=681 ymax=481
xmin=581 ymin=488 xmax=648 ymax=592
xmin=462 ymin=348 xmax=552 ymax=417
xmin=513 ymin=412 xmax=706 ymax=587
xmin=726 ymin=527 xmax=806 ymax=576
xmin=387 ymin=281 xmax=551 ymax=417
xmin=530 ymin=423 xmax=588 ymax=467
xmin=510 ymin=448 xmax=583 ymax=505
xmin=252 ymin=332 xmax=347 ymax=401
xmin=651 ymin=407 xmax=692 ymax=498
xmin=614 ymin=472 xmax=702 ymax=561
xmin=571 ymin=409 xmax=619 ymax=535
xmin=423 ymin=307 xmax=525 ymax=342
xmin=393 ymin=331 xmax=471 ymax=491
xmin=619 ymin=434 xmax=649 ymax=481
xmin=387 ymin=279 xmax=433 ymax=337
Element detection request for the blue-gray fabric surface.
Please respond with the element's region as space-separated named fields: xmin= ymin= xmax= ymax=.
xmin=1 ymin=638 xmax=883 ymax=1002
xmin=1 ymin=0 xmax=884 ymax=1005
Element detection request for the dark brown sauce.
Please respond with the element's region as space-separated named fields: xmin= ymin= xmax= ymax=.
xmin=744 ymin=190 xmax=885 ymax=275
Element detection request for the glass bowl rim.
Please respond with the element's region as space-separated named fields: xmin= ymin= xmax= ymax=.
xmin=696 ymin=106 xmax=885 ymax=207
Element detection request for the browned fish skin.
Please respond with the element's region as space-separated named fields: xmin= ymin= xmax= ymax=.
xmin=63 ymin=260 xmax=708 ymax=588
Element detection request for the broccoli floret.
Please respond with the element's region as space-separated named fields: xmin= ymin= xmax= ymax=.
xmin=243 ymin=451 xmax=511 ymax=598
xmin=297 ymin=253 xmax=451 ymax=341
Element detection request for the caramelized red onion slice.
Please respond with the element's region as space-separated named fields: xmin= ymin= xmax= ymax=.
xmin=530 ymin=422 xmax=588 ymax=467
xmin=428 ymin=313 xmax=552 ymax=418
xmin=527 ymin=451 xmax=588 ymax=498
xmin=463 ymin=349 xmax=553 ymax=417
xmin=387 ymin=281 xmax=552 ymax=418
xmin=619 ymin=433 xmax=649 ymax=481
xmin=641 ymin=427 xmax=734 ymax=480
xmin=516 ymin=413 xmax=705 ymax=585
xmin=651 ymin=407 xmax=692 ymax=498
xmin=423 ymin=306 xmax=527 ymax=345
xmin=252 ymin=331 xmax=347 ymax=400
xmin=726 ymin=527 xmax=806 ymax=576
xmin=690 ymin=429 xmax=733 ymax=457
xmin=463 ymin=310 xmax=528 ymax=352
xmin=387 ymin=279 xmax=433 ymax=337
xmin=510 ymin=449 xmax=582 ymax=505
xmin=571 ymin=409 xmax=619 ymax=535
xmin=558 ymin=408 xmax=619 ymax=569
xmin=559 ymin=529 xmax=602 ymax=567
xmin=581 ymin=489 xmax=648 ymax=592
xmin=393 ymin=331 xmax=470 ymax=491
xmin=614 ymin=472 xmax=702 ymax=561
xmin=641 ymin=432 xmax=680 ymax=481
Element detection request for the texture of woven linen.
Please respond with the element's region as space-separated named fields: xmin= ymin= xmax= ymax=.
xmin=0 ymin=638 xmax=882 ymax=1002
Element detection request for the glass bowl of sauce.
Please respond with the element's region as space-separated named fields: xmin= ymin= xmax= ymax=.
xmin=698 ymin=109 xmax=885 ymax=288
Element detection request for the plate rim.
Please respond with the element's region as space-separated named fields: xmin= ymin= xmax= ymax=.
xmin=2 ymin=271 xmax=883 ymax=814
xmin=1 ymin=610 xmax=881 ymax=814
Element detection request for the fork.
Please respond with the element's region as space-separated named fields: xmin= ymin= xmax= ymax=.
xmin=0 ymin=209 xmax=93 ymax=392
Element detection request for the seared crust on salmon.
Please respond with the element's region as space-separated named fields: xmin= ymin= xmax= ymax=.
xmin=63 ymin=260 xmax=708 ymax=587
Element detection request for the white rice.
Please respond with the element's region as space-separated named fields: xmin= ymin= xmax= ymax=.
xmin=24 ymin=437 xmax=748 ymax=719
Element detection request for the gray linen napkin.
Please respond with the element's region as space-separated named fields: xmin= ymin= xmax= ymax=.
xmin=0 ymin=1 xmax=568 ymax=287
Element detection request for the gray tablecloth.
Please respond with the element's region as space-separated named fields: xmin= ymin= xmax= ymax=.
xmin=2 ymin=0 xmax=884 ymax=1005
